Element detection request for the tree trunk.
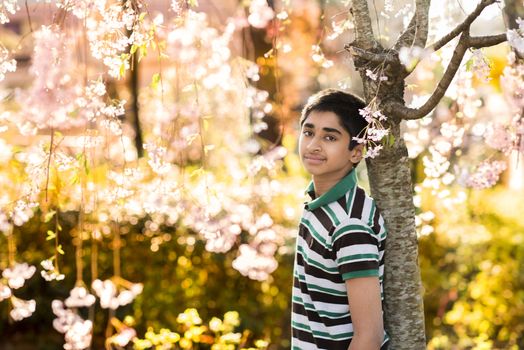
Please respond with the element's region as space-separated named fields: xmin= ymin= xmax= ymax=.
xmin=366 ymin=124 xmax=426 ymax=349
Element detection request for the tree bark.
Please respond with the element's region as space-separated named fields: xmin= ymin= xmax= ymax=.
xmin=366 ymin=124 xmax=426 ymax=349
xmin=347 ymin=0 xmax=508 ymax=348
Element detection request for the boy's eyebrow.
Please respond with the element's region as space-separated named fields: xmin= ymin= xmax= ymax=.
xmin=303 ymin=122 xmax=342 ymax=135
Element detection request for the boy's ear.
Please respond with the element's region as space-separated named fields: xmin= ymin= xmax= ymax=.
xmin=349 ymin=144 xmax=364 ymax=163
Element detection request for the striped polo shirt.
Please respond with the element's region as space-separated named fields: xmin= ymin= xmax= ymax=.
xmin=291 ymin=168 xmax=389 ymax=349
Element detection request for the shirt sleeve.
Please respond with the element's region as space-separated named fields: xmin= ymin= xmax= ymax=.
xmin=332 ymin=218 xmax=380 ymax=280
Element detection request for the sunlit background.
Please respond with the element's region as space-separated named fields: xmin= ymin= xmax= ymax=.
xmin=0 ymin=0 xmax=523 ymax=349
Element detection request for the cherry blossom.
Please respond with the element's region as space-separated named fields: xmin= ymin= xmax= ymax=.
xmin=10 ymin=296 xmax=36 ymax=321
xmin=0 ymin=45 xmax=16 ymax=81
xmin=65 ymin=286 xmax=96 ymax=308
xmin=91 ymin=278 xmax=143 ymax=310
xmin=2 ymin=263 xmax=36 ymax=289
xmin=248 ymin=0 xmax=274 ymax=29
xmin=507 ymin=17 xmax=524 ymax=54
xmin=52 ymin=300 xmax=92 ymax=350
xmin=466 ymin=160 xmax=507 ymax=190
xmin=0 ymin=282 xmax=11 ymax=301
xmin=41 ymin=259 xmax=65 ymax=282
xmin=0 ymin=0 xmax=18 ymax=24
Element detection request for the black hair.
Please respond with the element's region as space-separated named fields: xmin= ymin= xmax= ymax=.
xmin=300 ymin=89 xmax=368 ymax=150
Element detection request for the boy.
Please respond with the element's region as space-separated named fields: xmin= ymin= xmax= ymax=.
xmin=291 ymin=89 xmax=389 ymax=349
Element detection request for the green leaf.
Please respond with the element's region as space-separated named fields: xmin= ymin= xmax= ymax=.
xmin=151 ymin=73 xmax=161 ymax=90
xmin=57 ymin=245 xmax=65 ymax=255
xmin=46 ymin=230 xmax=56 ymax=241
xmin=188 ymin=0 xmax=198 ymax=7
xmin=190 ymin=167 xmax=204 ymax=178
xmin=120 ymin=63 xmax=126 ymax=77
xmin=389 ymin=134 xmax=395 ymax=147
xmin=44 ymin=210 xmax=56 ymax=223
xmin=139 ymin=12 xmax=147 ymax=21
xmin=57 ymin=222 xmax=62 ymax=232
xmin=465 ymin=57 xmax=474 ymax=71
xmin=130 ymin=44 xmax=138 ymax=55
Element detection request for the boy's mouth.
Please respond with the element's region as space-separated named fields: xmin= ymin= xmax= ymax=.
xmin=304 ymin=155 xmax=326 ymax=164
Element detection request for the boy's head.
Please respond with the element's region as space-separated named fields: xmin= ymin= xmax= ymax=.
xmin=298 ymin=89 xmax=368 ymax=177
xmin=300 ymin=89 xmax=368 ymax=150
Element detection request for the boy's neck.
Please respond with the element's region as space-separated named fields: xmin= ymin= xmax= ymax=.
xmin=312 ymin=167 xmax=354 ymax=197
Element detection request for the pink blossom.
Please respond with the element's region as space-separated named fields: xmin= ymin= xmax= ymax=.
xmin=0 ymin=0 xmax=18 ymax=24
xmin=466 ymin=160 xmax=507 ymax=189
xmin=485 ymin=123 xmax=514 ymax=153
xmin=365 ymin=145 xmax=383 ymax=159
xmin=0 ymin=46 xmax=16 ymax=81
xmin=248 ymin=0 xmax=274 ymax=29
xmin=10 ymin=296 xmax=36 ymax=321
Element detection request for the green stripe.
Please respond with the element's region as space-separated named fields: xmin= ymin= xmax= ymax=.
xmin=346 ymin=186 xmax=356 ymax=213
xmin=342 ymin=269 xmax=379 ymax=280
xmin=294 ymin=272 xmax=347 ymax=296
xmin=368 ymin=202 xmax=376 ymax=227
xmin=337 ymin=253 xmax=379 ymax=264
xmin=297 ymin=246 xmax=338 ymax=273
xmin=292 ymin=321 xmax=354 ymax=339
xmin=332 ymin=224 xmax=374 ymax=243
xmin=300 ymin=218 xmax=327 ymax=247
xmin=323 ymin=205 xmax=340 ymax=226
xmin=292 ymin=296 xmax=350 ymax=318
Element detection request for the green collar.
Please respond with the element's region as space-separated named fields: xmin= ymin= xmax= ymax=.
xmin=304 ymin=169 xmax=357 ymax=211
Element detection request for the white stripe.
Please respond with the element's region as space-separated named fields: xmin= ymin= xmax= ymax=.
xmin=292 ymin=312 xmax=353 ymax=339
xmin=361 ymin=197 xmax=374 ymax=224
xmin=327 ymin=201 xmax=348 ymax=224
xmin=292 ymin=287 xmax=349 ymax=315
xmin=296 ymin=236 xmax=338 ymax=272
xmin=336 ymin=243 xmax=379 ymax=258
xmin=291 ymin=336 xmax=317 ymax=350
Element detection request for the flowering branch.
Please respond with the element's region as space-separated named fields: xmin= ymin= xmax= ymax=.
xmin=387 ymin=31 xmax=507 ymax=120
xmin=428 ymin=0 xmax=499 ymax=52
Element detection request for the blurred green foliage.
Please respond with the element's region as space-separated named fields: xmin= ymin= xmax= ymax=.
xmin=1 ymin=184 xmax=523 ymax=349
xmin=421 ymin=187 xmax=524 ymax=349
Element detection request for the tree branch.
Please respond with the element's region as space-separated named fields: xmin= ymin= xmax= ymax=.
xmin=469 ymin=33 xmax=507 ymax=48
xmin=351 ymin=0 xmax=376 ymax=49
xmin=344 ymin=45 xmax=397 ymax=65
xmin=388 ymin=31 xmax=507 ymax=120
xmin=394 ymin=0 xmax=430 ymax=51
xmin=428 ymin=0 xmax=499 ymax=51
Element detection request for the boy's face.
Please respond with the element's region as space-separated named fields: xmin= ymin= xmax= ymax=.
xmin=299 ymin=110 xmax=363 ymax=180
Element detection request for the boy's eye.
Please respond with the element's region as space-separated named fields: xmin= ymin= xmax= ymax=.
xmin=302 ymin=130 xmax=313 ymax=136
xmin=325 ymin=135 xmax=337 ymax=141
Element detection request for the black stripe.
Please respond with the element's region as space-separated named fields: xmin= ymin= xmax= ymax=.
xmin=337 ymin=196 xmax=347 ymax=214
xmin=296 ymin=252 xmax=343 ymax=283
xmin=299 ymin=224 xmax=333 ymax=259
xmin=292 ymin=328 xmax=351 ymax=350
xmin=350 ymin=187 xmax=366 ymax=219
xmin=333 ymin=231 xmax=379 ymax=251
xmin=294 ymin=277 xmax=349 ymax=305
xmin=292 ymin=301 xmax=352 ymax=327
xmin=313 ymin=207 xmax=336 ymax=232
xmin=339 ymin=260 xmax=379 ymax=274
xmin=372 ymin=204 xmax=381 ymax=233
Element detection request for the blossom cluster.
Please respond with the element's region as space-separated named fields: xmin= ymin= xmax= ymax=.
xmin=52 ymin=300 xmax=93 ymax=350
xmin=0 ymin=45 xmax=16 ymax=81
xmin=354 ymin=100 xmax=389 ymax=158
xmin=507 ymin=17 xmax=524 ymax=55
xmin=92 ymin=278 xmax=143 ymax=309
xmin=466 ymin=160 xmax=507 ymax=190
xmin=248 ymin=0 xmax=274 ymax=29
xmin=0 ymin=263 xmax=37 ymax=321
xmin=0 ymin=0 xmax=18 ymax=24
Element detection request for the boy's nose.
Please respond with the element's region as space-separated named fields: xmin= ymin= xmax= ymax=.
xmin=307 ymin=139 xmax=321 ymax=152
